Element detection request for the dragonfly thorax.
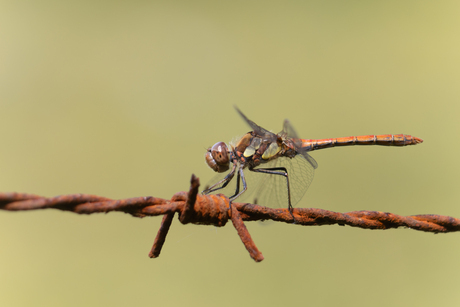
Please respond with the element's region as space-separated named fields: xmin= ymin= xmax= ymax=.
xmin=233 ymin=132 xmax=293 ymax=169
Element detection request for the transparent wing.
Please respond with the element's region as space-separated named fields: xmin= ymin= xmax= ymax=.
xmin=234 ymin=106 xmax=277 ymax=143
xmin=299 ymin=151 xmax=318 ymax=169
xmin=279 ymin=119 xmax=298 ymax=139
xmin=280 ymin=119 xmax=318 ymax=170
xmin=204 ymin=154 xmax=316 ymax=208
xmin=242 ymin=154 xmax=316 ymax=208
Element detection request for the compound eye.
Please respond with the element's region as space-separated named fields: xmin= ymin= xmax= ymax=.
xmin=211 ymin=142 xmax=229 ymax=166
xmin=205 ymin=142 xmax=230 ymax=173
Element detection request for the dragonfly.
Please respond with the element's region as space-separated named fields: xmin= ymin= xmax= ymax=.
xmin=202 ymin=107 xmax=423 ymax=212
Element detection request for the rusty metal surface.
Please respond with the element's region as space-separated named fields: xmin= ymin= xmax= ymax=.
xmin=1 ymin=175 xmax=459 ymax=262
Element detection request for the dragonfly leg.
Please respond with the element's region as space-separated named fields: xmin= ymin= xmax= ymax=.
xmin=249 ymin=167 xmax=296 ymax=222
xmin=202 ymin=158 xmax=237 ymax=195
xmin=229 ymin=167 xmax=247 ymax=201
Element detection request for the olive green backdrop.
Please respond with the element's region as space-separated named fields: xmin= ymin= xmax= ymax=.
xmin=1 ymin=1 xmax=459 ymax=306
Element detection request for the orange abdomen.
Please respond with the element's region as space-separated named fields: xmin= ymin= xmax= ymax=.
xmin=300 ymin=134 xmax=423 ymax=151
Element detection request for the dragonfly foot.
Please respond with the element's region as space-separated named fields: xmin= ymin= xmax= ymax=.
xmin=288 ymin=207 xmax=297 ymax=224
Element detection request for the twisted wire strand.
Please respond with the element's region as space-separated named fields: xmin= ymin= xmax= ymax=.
xmin=1 ymin=175 xmax=459 ymax=262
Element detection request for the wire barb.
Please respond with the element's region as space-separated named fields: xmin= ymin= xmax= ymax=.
xmin=1 ymin=176 xmax=459 ymax=262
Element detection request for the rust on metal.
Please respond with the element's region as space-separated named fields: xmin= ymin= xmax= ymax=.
xmin=149 ymin=213 xmax=175 ymax=258
xmin=230 ymin=204 xmax=264 ymax=262
xmin=1 ymin=175 xmax=459 ymax=262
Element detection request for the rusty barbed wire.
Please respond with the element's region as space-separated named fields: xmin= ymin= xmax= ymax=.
xmin=1 ymin=174 xmax=459 ymax=262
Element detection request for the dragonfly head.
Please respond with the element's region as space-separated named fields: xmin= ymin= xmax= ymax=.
xmin=205 ymin=142 xmax=230 ymax=173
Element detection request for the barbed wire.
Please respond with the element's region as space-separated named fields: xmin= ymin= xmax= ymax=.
xmin=1 ymin=174 xmax=459 ymax=262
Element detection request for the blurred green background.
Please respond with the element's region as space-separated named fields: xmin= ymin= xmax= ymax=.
xmin=1 ymin=1 xmax=459 ymax=306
